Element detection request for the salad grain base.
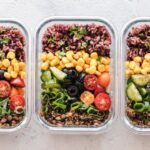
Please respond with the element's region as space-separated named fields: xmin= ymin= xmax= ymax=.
xmin=40 ymin=23 xmax=112 ymax=128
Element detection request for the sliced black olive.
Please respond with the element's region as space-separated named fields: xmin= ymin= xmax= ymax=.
xmin=62 ymin=78 xmax=73 ymax=88
xmin=67 ymin=85 xmax=78 ymax=97
xmin=77 ymin=72 xmax=86 ymax=82
xmin=68 ymin=69 xmax=78 ymax=80
xmin=0 ymin=70 xmax=5 ymax=79
xmin=75 ymin=80 xmax=84 ymax=92
xmin=70 ymin=97 xmax=78 ymax=102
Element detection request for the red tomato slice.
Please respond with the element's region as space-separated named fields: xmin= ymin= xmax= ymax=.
xmin=80 ymin=91 xmax=94 ymax=105
xmin=97 ymin=72 xmax=110 ymax=88
xmin=10 ymin=87 xmax=19 ymax=97
xmin=0 ymin=80 xmax=11 ymax=98
xmin=10 ymin=77 xmax=25 ymax=88
xmin=94 ymin=93 xmax=111 ymax=111
xmin=94 ymin=85 xmax=105 ymax=96
xmin=84 ymin=74 xmax=97 ymax=91
xmin=9 ymin=95 xmax=25 ymax=111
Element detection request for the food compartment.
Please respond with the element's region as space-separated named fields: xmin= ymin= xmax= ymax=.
xmin=121 ymin=19 xmax=150 ymax=132
xmin=35 ymin=17 xmax=117 ymax=132
xmin=0 ymin=20 xmax=30 ymax=132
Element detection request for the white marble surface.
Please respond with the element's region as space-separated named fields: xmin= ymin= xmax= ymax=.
xmin=0 ymin=0 xmax=150 ymax=150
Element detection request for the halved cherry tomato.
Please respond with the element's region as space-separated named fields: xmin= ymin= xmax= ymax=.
xmin=97 ymin=72 xmax=110 ymax=88
xmin=94 ymin=85 xmax=105 ymax=96
xmin=84 ymin=74 xmax=97 ymax=91
xmin=80 ymin=91 xmax=94 ymax=105
xmin=10 ymin=87 xmax=19 ymax=97
xmin=0 ymin=81 xmax=11 ymax=98
xmin=9 ymin=95 xmax=25 ymax=111
xmin=94 ymin=93 xmax=111 ymax=111
xmin=10 ymin=77 xmax=25 ymax=88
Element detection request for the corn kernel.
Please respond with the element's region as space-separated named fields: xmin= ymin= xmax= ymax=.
xmin=7 ymin=51 xmax=15 ymax=59
xmin=101 ymin=57 xmax=109 ymax=65
xmin=141 ymin=69 xmax=147 ymax=75
xmin=90 ymin=52 xmax=98 ymax=59
xmin=145 ymin=67 xmax=150 ymax=73
xmin=11 ymin=59 xmax=18 ymax=66
xmin=77 ymin=58 xmax=85 ymax=67
xmin=129 ymin=61 xmax=136 ymax=70
xmin=133 ymin=66 xmax=141 ymax=74
xmin=83 ymin=64 xmax=89 ymax=70
xmin=83 ymin=53 xmax=89 ymax=61
xmin=66 ymin=53 xmax=73 ymax=61
xmin=19 ymin=62 xmax=25 ymax=71
xmin=95 ymin=71 xmax=101 ymax=76
xmin=10 ymin=71 xmax=18 ymax=78
xmin=14 ymin=63 xmax=19 ymax=72
xmin=88 ymin=66 xmax=96 ymax=74
xmin=142 ymin=61 xmax=149 ymax=68
xmin=4 ymin=72 xmax=11 ymax=80
xmin=76 ymin=66 xmax=83 ymax=72
xmin=126 ymin=69 xmax=133 ymax=76
xmin=41 ymin=62 xmax=49 ymax=70
xmin=77 ymin=51 xmax=82 ymax=57
xmin=105 ymin=65 xmax=110 ymax=72
xmin=90 ymin=59 xmax=97 ymax=66
xmin=72 ymin=60 xmax=77 ymax=66
xmin=2 ymin=59 xmax=10 ymax=68
xmin=50 ymin=59 xmax=59 ymax=66
xmin=65 ymin=63 xmax=74 ymax=68
xmin=20 ymin=71 xmax=25 ymax=79
xmin=62 ymin=57 xmax=69 ymax=64
xmin=41 ymin=52 xmax=47 ymax=61
xmin=73 ymin=53 xmax=79 ymax=60
xmin=125 ymin=61 xmax=130 ymax=68
xmin=85 ymin=58 xmax=91 ymax=64
xmin=133 ymin=56 xmax=142 ymax=63
xmin=98 ymin=64 xmax=105 ymax=72
xmin=0 ymin=61 xmax=3 ymax=68
xmin=144 ymin=53 xmax=150 ymax=61
xmin=47 ymin=52 xmax=54 ymax=61
xmin=57 ymin=66 xmax=63 ymax=70
xmin=8 ymin=66 xmax=13 ymax=73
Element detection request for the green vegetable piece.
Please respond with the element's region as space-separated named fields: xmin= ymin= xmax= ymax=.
xmin=71 ymin=101 xmax=81 ymax=111
xmin=138 ymin=87 xmax=147 ymax=96
xmin=144 ymin=101 xmax=149 ymax=110
xmin=52 ymin=99 xmax=66 ymax=110
xmin=127 ymin=78 xmax=132 ymax=85
xmin=131 ymin=74 xmax=150 ymax=86
xmin=42 ymin=80 xmax=60 ymax=89
xmin=41 ymin=71 xmax=51 ymax=82
xmin=0 ymin=37 xmax=10 ymax=44
xmin=126 ymin=82 xmax=142 ymax=101
xmin=0 ymin=51 xmax=5 ymax=60
xmin=144 ymin=95 xmax=150 ymax=101
xmin=78 ymin=103 xmax=89 ymax=111
xmin=50 ymin=67 xmax=67 ymax=81
xmin=87 ymin=105 xmax=98 ymax=114
xmin=133 ymin=103 xmax=145 ymax=112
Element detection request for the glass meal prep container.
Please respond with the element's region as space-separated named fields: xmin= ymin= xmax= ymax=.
xmin=0 ymin=19 xmax=31 ymax=133
xmin=35 ymin=17 xmax=117 ymax=134
xmin=121 ymin=18 xmax=150 ymax=134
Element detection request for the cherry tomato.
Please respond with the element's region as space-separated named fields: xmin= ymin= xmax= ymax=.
xmin=10 ymin=87 xmax=19 ymax=97
xmin=84 ymin=74 xmax=97 ymax=91
xmin=10 ymin=77 xmax=25 ymax=88
xmin=97 ymin=72 xmax=110 ymax=88
xmin=94 ymin=85 xmax=105 ymax=96
xmin=0 ymin=81 xmax=11 ymax=98
xmin=80 ymin=91 xmax=94 ymax=105
xmin=9 ymin=95 xmax=25 ymax=111
xmin=94 ymin=93 xmax=111 ymax=111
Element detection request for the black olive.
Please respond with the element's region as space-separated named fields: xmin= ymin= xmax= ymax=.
xmin=75 ymin=80 xmax=84 ymax=92
xmin=77 ymin=72 xmax=86 ymax=82
xmin=67 ymin=85 xmax=78 ymax=97
xmin=0 ymin=70 xmax=5 ymax=79
xmin=70 ymin=97 xmax=78 ymax=102
xmin=68 ymin=69 xmax=78 ymax=80
xmin=62 ymin=78 xmax=73 ymax=88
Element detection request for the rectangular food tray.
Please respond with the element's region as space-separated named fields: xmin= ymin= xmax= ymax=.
xmin=121 ymin=18 xmax=150 ymax=135
xmin=34 ymin=16 xmax=117 ymax=134
xmin=0 ymin=19 xmax=31 ymax=134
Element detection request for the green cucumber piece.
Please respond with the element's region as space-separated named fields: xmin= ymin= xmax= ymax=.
xmin=131 ymin=74 xmax=150 ymax=86
xmin=138 ymin=87 xmax=147 ymax=96
xmin=133 ymin=103 xmax=145 ymax=112
xmin=126 ymin=82 xmax=142 ymax=101
xmin=41 ymin=71 xmax=51 ymax=82
xmin=50 ymin=67 xmax=67 ymax=81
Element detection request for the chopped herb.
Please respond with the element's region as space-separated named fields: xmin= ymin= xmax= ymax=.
xmin=47 ymin=36 xmax=56 ymax=43
xmin=56 ymin=50 xmax=66 ymax=57
xmin=59 ymin=40 xmax=65 ymax=46
xmin=0 ymin=51 xmax=5 ymax=60
xmin=146 ymin=38 xmax=150 ymax=48
xmin=0 ymin=37 xmax=10 ymax=44
xmin=138 ymin=33 xmax=145 ymax=38
xmin=81 ymin=42 xmax=88 ymax=49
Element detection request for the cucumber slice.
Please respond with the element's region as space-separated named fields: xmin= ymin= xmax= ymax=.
xmin=126 ymin=82 xmax=142 ymax=101
xmin=138 ymin=87 xmax=147 ymax=96
xmin=41 ymin=71 xmax=51 ymax=82
xmin=131 ymin=74 xmax=150 ymax=86
xmin=50 ymin=67 xmax=67 ymax=81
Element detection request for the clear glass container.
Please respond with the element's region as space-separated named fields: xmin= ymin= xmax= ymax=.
xmin=121 ymin=18 xmax=150 ymax=135
xmin=34 ymin=16 xmax=117 ymax=134
xmin=0 ymin=19 xmax=31 ymax=134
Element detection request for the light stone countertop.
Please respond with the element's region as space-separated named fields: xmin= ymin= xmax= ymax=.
xmin=0 ymin=0 xmax=150 ymax=150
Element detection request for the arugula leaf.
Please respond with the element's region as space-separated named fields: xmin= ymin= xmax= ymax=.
xmin=47 ymin=36 xmax=56 ymax=43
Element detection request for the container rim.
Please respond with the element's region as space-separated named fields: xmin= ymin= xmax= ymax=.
xmin=120 ymin=17 xmax=150 ymax=135
xmin=34 ymin=16 xmax=118 ymax=134
xmin=0 ymin=18 xmax=32 ymax=134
